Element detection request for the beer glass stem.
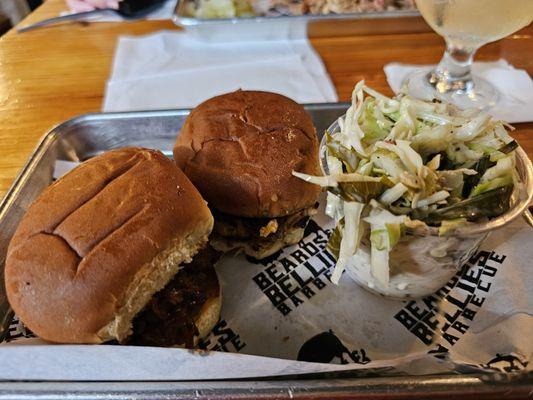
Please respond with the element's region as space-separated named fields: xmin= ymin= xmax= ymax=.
xmin=428 ymin=42 xmax=477 ymax=93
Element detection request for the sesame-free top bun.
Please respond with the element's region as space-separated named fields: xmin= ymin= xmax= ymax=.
xmin=173 ymin=90 xmax=322 ymax=218
xmin=5 ymin=147 xmax=215 ymax=344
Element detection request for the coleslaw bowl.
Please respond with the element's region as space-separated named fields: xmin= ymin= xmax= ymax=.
xmin=320 ymin=117 xmax=533 ymax=299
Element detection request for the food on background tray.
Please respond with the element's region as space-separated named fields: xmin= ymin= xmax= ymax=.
xmin=294 ymin=81 xmax=524 ymax=297
xmin=184 ymin=0 xmax=415 ymax=18
xmin=185 ymin=0 xmax=255 ymax=18
xmin=5 ymin=148 xmax=221 ymax=346
xmin=174 ymin=90 xmax=322 ymax=259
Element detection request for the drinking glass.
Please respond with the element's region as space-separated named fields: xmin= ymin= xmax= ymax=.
xmin=403 ymin=0 xmax=533 ymax=109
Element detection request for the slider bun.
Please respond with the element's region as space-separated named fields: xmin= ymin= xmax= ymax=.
xmin=5 ymin=147 xmax=214 ymax=344
xmin=195 ymin=294 xmax=222 ymax=344
xmin=173 ymin=90 xmax=322 ymax=218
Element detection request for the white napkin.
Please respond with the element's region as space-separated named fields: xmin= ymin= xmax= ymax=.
xmin=384 ymin=60 xmax=533 ymax=123
xmin=103 ymin=31 xmax=337 ymax=111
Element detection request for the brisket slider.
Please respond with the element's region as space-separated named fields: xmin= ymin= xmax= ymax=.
xmin=5 ymin=147 xmax=220 ymax=347
xmin=173 ymin=90 xmax=322 ymax=259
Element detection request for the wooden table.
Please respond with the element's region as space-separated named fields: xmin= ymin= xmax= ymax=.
xmin=0 ymin=0 xmax=531 ymax=199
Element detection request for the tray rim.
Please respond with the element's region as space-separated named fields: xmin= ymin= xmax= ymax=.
xmin=0 ymin=373 xmax=531 ymax=397
xmin=0 ymin=108 xmax=196 ymax=222
xmin=0 ymin=105 xmax=530 ymax=393
xmin=1 ymin=104 xmax=348 ymax=218
xmin=0 ymin=102 xmax=349 ymax=217
xmin=173 ymin=0 xmax=421 ymax=27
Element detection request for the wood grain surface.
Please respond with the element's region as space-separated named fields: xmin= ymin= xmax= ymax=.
xmin=0 ymin=0 xmax=531 ymax=199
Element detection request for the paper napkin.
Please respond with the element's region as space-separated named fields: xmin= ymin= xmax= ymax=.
xmin=103 ymin=31 xmax=337 ymax=111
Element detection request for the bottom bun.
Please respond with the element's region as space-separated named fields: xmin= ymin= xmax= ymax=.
xmin=193 ymin=293 xmax=222 ymax=345
xmin=211 ymin=227 xmax=305 ymax=260
xmin=100 ymin=230 xmax=211 ymax=344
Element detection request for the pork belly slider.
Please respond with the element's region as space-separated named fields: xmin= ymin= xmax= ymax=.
xmin=173 ymin=91 xmax=321 ymax=259
xmin=5 ymin=147 xmax=221 ymax=347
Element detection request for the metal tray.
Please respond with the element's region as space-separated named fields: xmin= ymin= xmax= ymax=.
xmin=0 ymin=103 xmax=348 ymax=341
xmin=172 ymin=0 xmax=424 ymax=40
xmin=0 ymin=104 xmax=531 ymax=398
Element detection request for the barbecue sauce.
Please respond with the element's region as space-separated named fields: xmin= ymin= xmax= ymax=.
xmin=128 ymin=246 xmax=220 ymax=348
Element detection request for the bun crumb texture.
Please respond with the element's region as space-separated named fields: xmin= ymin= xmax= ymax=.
xmin=174 ymin=90 xmax=322 ymax=217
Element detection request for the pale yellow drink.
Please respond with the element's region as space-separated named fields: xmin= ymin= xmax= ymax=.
xmin=416 ymin=0 xmax=533 ymax=48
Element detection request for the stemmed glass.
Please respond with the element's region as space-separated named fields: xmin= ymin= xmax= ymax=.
xmin=403 ymin=0 xmax=533 ymax=110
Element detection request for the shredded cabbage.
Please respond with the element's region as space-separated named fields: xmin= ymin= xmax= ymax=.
xmin=330 ymin=202 xmax=365 ymax=284
xmin=479 ymin=155 xmax=514 ymax=183
xmin=379 ymin=182 xmax=408 ymax=205
xmin=364 ymin=202 xmax=406 ymax=287
xmin=470 ymin=175 xmax=513 ymax=197
xmin=416 ymin=190 xmax=450 ymax=208
xmin=438 ymin=218 xmax=468 ymax=236
xmin=292 ymin=81 xmax=519 ymax=285
xmin=325 ymin=155 xmax=343 ymax=220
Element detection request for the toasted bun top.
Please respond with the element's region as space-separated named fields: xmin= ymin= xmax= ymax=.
xmin=173 ymin=90 xmax=321 ymax=218
xmin=5 ymin=147 xmax=213 ymax=344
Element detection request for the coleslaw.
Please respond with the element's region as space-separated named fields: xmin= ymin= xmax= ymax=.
xmin=293 ymin=81 xmax=520 ymax=288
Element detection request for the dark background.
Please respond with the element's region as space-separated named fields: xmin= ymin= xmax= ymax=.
xmin=28 ymin=0 xmax=43 ymax=10
xmin=0 ymin=0 xmax=43 ymax=35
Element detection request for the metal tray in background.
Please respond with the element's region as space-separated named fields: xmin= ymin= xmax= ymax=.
xmin=172 ymin=0 xmax=426 ymax=40
xmin=0 ymin=104 xmax=531 ymax=398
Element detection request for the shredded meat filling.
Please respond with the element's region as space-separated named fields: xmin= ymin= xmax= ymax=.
xmin=128 ymin=246 xmax=220 ymax=348
xmin=212 ymin=204 xmax=318 ymax=242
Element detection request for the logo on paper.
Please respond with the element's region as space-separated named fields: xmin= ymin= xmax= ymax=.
xmin=393 ymin=250 xmax=505 ymax=352
xmin=250 ymin=219 xmax=336 ymax=316
xmin=197 ymin=319 xmax=246 ymax=353
xmin=483 ymin=353 xmax=528 ymax=373
xmin=297 ymin=330 xmax=371 ymax=365
xmin=2 ymin=316 xmax=35 ymax=343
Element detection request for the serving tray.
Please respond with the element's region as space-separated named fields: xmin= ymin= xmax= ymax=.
xmin=172 ymin=0 xmax=430 ymax=40
xmin=0 ymin=104 xmax=347 ymax=340
xmin=0 ymin=104 xmax=530 ymax=398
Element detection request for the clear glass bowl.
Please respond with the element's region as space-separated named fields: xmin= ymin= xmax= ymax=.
xmin=320 ymin=118 xmax=533 ymax=299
